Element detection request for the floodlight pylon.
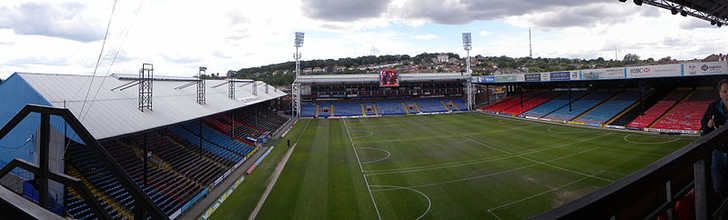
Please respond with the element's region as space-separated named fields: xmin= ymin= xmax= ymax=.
xmin=462 ymin=32 xmax=474 ymax=111
xmin=292 ymin=32 xmax=304 ymax=118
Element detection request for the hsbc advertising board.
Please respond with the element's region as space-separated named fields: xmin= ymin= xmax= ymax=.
xmin=684 ymin=61 xmax=728 ymax=76
xmin=626 ymin=64 xmax=681 ymax=78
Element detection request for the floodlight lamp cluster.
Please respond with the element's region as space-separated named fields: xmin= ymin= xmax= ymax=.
xmin=462 ymin=32 xmax=472 ymax=51
xmin=619 ymin=0 xmax=724 ymax=27
xmin=295 ymin=32 xmax=305 ymax=47
xmin=619 ymin=0 xmax=642 ymax=5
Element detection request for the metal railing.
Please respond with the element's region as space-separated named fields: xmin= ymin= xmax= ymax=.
xmin=532 ymin=125 xmax=728 ymax=219
xmin=0 ymin=104 xmax=167 ymax=219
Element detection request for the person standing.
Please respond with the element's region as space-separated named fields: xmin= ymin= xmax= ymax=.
xmin=701 ymin=79 xmax=728 ymax=197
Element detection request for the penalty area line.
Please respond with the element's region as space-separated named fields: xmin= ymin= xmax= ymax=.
xmin=343 ymin=119 xmax=382 ymax=220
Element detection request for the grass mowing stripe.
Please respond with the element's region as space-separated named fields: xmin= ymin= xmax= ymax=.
xmin=412 ymin=115 xmax=615 ymax=183
xmin=369 ymin=184 xmax=431 ymax=220
xmin=364 ymin=132 xmax=612 ymax=176
xmin=234 ymin=113 xmax=695 ymax=219
xmin=373 ymin=143 xmax=607 ymax=191
xmin=208 ymin=119 xmax=310 ymax=220
xmin=343 ymin=119 xmax=382 ymax=220
xmin=487 ymin=174 xmax=591 ymax=212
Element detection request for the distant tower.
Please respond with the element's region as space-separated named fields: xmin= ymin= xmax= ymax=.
xmin=529 ymin=28 xmax=533 ymax=58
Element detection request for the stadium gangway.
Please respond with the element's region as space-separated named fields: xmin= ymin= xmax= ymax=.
xmin=531 ymin=125 xmax=728 ymax=220
xmin=0 ymin=104 xmax=168 ymax=219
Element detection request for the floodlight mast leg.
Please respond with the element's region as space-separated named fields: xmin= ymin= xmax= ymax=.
xmin=293 ymin=32 xmax=304 ymax=118
xmin=462 ymin=32 xmax=474 ymax=110
xmin=466 ymin=50 xmax=474 ymax=110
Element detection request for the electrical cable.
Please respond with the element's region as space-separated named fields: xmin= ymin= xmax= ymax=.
xmin=78 ymin=0 xmax=118 ymax=121
xmin=82 ymin=0 xmax=145 ymax=123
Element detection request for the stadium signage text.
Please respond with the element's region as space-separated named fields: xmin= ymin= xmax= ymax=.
xmin=473 ymin=61 xmax=727 ymax=83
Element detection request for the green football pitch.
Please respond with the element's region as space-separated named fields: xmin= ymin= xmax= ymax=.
xmin=210 ymin=112 xmax=698 ymax=219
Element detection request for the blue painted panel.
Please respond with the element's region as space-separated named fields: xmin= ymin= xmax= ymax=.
xmin=0 ymin=73 xmax=51 ymax=178
xmin=0 ymin=73 xmax=85 ymax=179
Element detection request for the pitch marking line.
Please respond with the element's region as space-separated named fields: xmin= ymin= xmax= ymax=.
xmin=622 ymin=134 xmax=684 ymax=145
xmin=488 ymin=210 xmax=503 ymax=220
xmin=355 ymin=123 xmax=542 ymax=145
xmin=248 ymin=143 xmax=297 ymax=220
xmin=248 ymin=119 xmax=311 ymax=220
xmin=349 ymin=129 xmax=374 ymax=138
xmin=547 ymin=126 xmax=592 ymax=134
xmin=343 ymin=119 xmax=382 ymax=220
xmin=370 ymin=185 xmax=431 ymax=220
xmin=364 ymin=133 xmax=610 ymax=176
xmin=374 ymin=146 xmax=610 ymax=192
xmin=497 ymin=119 xmax=531 ymax=125
xmin=359 ymin=147 xmax=391 ymax=164
xmin=412 ymin=116 xmax=614 ymax=183
xmin=486 ymin=172 xmax=603 ymax=219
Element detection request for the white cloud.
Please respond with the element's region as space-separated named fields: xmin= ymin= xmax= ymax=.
xmin=0 ymin=2 xmax=105 ymax=42
xmin=411 ymin=34 xmax=439 ymax=40
xmin=479 ymin=30 xmax=489 ymax=36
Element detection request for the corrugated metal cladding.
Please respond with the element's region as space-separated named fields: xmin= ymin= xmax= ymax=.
xmin=16 ymin=72 xmax=287 ymax=140
xmin=295 ymin=73 xmax=470 ymax=84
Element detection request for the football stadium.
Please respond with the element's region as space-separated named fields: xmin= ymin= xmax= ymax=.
xmin=1 ymin=0 xmax=728 ymax=220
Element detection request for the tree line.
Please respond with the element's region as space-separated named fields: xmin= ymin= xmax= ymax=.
xmin=227 ymin=52 xmax=670 ymax=87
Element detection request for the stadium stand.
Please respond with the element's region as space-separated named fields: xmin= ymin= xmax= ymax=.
xmin=0 ymin=72 xmax=289 ymax=219
xmin=523 ymin=92 xmax=588 ymax=118
xmin=416 ymin=99 xmax=449 ymax=113
xmin=544 ymin=91 xmax=617 ymax=121
xmin=480 ymin=96 xmax=518 ymax=112
xmin=501 ymin=91 xmax=562 ymax=116
xmin=233 ymin=107 xmax=288 ymax=132
xmin=651 ymin=89 xmax=717 ymax=131
xmin=65 ymin=140 xmax=185 ymax=218
xmin=362 ymin=102 xmax=377 ymax=116
xmin=627 ymin=89 xmax=689 ymax=128
xmin=480 ymin=91 xmax=542 ymax=112
xmin=63 ymin=106 xmax=287 ymax=220
xmin=376 ymin=101 xmax=407 ymax=115
xmin=403 ymin=101 xmax=421 ymax=114
xmin=449 ymin=99 xmax=468 ymax=111
xmin=575 ymin=91 xmax=641 ymax=124
xmin=317 ymin=104 xmax=333 ymax=117
xmin=300 ymin=98 xmax=466 ymax=118
xmin=333 ymin=102 xmax=364 ymax=117
xmin=301 ymin=103 xmax=317 ymax=117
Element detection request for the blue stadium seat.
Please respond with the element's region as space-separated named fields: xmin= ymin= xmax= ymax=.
xmin=545 ymin=91 xmax=617 ymax=121
xmin=416 ymin=99 xmax=448 ymax=113
xmin=333 ymin=102 xmax=364 ymax=116
xmin=375 ymin=101 xmax=406 ymax=115
xmin=301 ymin=103 xmax=317 ymax=117
xmin=576 ymin=91 xmax=640 ymax=124
xmin=523 ymin=92 xmax=588 ymax=117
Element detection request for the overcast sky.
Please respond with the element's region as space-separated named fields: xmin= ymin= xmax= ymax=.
xmin=0 ymin=0 xmax=726 ymax=79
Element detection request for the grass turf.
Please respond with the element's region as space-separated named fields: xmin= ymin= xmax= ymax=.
xmin=214 ymin=112 xmax=698 ymax=219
